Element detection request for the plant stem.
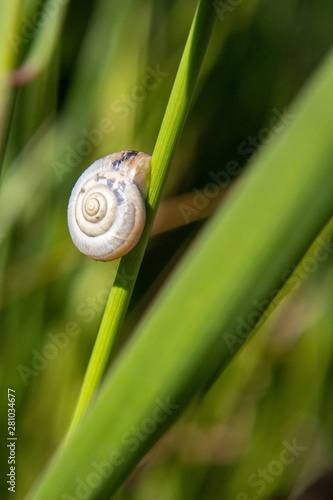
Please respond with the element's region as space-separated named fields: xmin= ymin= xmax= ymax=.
xmin=68 ymin=0 xmax=216 ymax=436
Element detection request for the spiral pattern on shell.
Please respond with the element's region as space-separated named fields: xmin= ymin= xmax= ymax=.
xmin=67 ymin=151 xmax=151 ymax=261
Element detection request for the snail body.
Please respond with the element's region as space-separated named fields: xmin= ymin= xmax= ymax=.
xmin=67 ymin=150 xmax=151 ymax=261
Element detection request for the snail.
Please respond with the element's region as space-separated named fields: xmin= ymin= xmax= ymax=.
xmin=67 ymin=150 xmax=151 ymax=261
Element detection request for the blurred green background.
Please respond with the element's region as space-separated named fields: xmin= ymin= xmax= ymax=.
xmin=1 ymin=0 xmax=333 ymax=498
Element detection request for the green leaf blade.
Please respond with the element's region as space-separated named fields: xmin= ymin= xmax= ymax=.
xmin=26 ymin=44 xmax=333 ymax=500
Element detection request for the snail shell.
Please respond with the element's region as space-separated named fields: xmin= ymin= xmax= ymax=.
xmin=67 ymin=150 xmax=151 ymax=261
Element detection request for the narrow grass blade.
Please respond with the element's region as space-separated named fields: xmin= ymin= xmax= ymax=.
xmin=67 ymin=0 xmax=216 ymax=432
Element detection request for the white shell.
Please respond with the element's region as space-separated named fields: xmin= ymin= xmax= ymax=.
xmin=67 ymin=151 xmax=151 ymax=261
